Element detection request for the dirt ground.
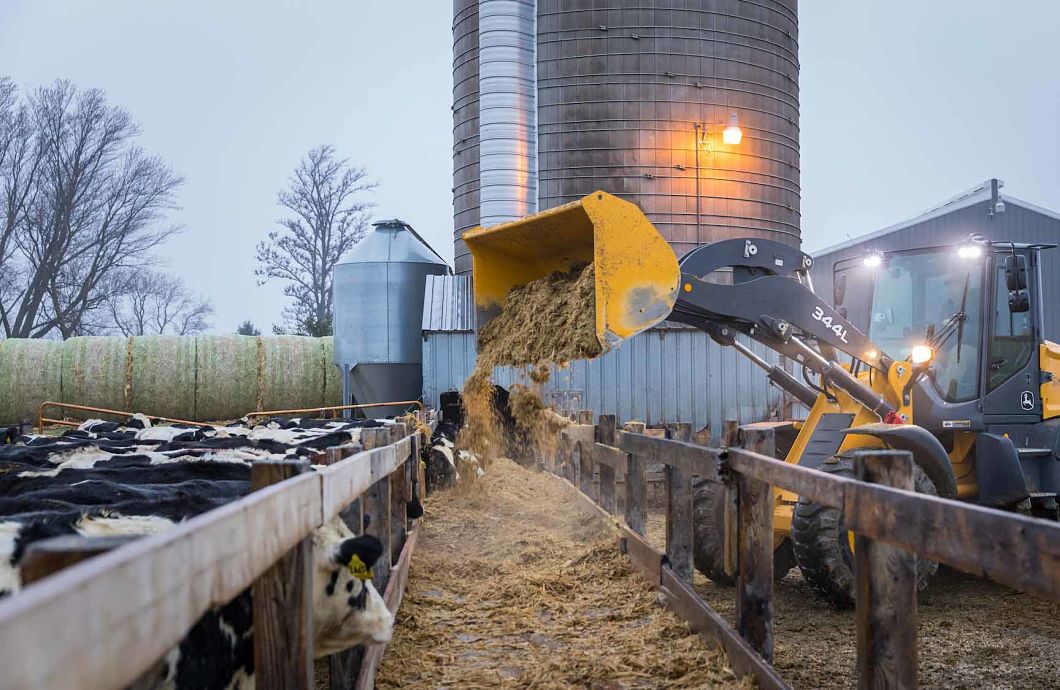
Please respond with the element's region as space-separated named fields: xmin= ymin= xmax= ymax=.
xmin=374 ymin=459 xmax=751 ymax=689
xmin=644 ymin=512 xmax=1060 ymax=690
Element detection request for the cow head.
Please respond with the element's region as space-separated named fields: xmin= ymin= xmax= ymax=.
xmin=311 ymin=518 xmax=394 ymax=656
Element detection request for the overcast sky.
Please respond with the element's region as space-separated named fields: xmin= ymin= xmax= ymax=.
xmin=1 ymin=1 xmax=1057 ymax=333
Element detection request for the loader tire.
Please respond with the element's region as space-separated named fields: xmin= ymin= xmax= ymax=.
xmin=792 ymin=456 xmax=938 ymax=609
xmin=693 ymin=479 xmax=797 ymax=586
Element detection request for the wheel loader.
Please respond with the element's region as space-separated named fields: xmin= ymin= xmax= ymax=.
xmin=463 ymin=191 xmax=1060 ymax=607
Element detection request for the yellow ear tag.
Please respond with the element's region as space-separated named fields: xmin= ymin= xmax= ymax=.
xmin=347 ymin=554 xmax=373 ymax=581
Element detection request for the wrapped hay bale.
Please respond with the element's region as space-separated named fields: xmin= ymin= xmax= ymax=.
xmin=129 ymin=336 xmax=197 ymax=420
xmin=260 ymin=335 xmax=327 ymax=411
xmin=61 ymin=336 xmax=130 ymax=419
xmin=322 ymin=336 xmax=344 ymax=407
xmin=194 ymin=335 xmax=259 ymax=421
xmin=0 ymin=339 xmax=63 ymax=423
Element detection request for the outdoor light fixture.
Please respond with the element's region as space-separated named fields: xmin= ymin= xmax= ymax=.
xmin=957 ymin=244 xmax=983 ymax=259
xmin=722 ymin=112 xmax=742 ymax=145
xmin=863 ymin=252 xmax=883 ymax=268
xmin=910 ymin=345 xmax=934 ymax=365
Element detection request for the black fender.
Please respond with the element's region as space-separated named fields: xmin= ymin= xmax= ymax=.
xmin=841 ymin=423 xmax=958 ymax=498
xmin=974 ymin=433 xmax=1030 ymax=507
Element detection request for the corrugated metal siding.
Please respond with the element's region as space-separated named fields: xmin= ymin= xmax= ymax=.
xmin=422 ymin=328 xmax=784 ymax=443
xmin=422 ymin=274 xmax=475 ymax=332
xmin=811 ymin=198 xmax=1060 ymax=340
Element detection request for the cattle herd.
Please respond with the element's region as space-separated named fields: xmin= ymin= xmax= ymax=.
xmin=0 ymin=413 xmax=421 ymax=689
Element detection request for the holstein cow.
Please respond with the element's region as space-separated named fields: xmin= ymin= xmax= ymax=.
xmin=0 ymin=415 xmax=405 ymax=689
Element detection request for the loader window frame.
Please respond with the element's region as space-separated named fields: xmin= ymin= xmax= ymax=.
xmin=987 ymin=258 xmax=1034 ymax=392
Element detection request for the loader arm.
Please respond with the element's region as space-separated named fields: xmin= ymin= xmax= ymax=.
xmin=669 ymin=238 xmax=897 ymax=417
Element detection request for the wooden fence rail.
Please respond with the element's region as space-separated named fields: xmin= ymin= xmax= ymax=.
xmin=0 ymin=420 xmax=430 ymax=690
xmin=549 ymin=415 xmax=1060 ymax=690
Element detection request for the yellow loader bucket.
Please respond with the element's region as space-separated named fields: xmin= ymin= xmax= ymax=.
xmin=464 ymin=191 xmax=680 ymax=348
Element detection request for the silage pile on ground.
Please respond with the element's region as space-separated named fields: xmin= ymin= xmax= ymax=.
xmin=376 ymin=458 xmax=749 ymax=689
xmin=460 ymin=264 xmax=602 ymax=461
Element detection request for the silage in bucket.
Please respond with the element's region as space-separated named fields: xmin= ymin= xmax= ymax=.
xmin=260 ymin=335 xmax=326 ymax=412
xmin=322 ymin=336 xmax=344 ymax=407
xmin=61 ymin=336 xmax=130 ymax=419
xmin=129 ymin=336 xmax=197 ymax=420
xmin=0 ymin=339 xmax=63 ymax=423
xmin=195 ymin=335 xmax=259 ymax=421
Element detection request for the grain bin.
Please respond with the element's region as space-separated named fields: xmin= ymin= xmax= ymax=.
xmin=333 ymin=220 xmax=450 ymax=416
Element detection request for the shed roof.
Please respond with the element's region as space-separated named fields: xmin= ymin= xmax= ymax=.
xmin=809 ymin=179 xmax=1060 ymax=257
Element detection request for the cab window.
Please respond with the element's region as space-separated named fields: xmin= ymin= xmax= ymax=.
xmin=988 ymin=263 xmax=1033 ymax=391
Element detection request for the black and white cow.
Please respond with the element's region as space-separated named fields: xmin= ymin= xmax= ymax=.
xmin=0 ymin=415 xmax=401 ymax=689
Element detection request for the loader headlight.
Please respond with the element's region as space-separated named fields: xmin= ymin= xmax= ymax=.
xmin=910 ymin=345 xmax=934 ymax=364
xmin=863 ymin=252 xmax=883 ymax=268
xmin=957 ymin=244 xmax=982 ymax=259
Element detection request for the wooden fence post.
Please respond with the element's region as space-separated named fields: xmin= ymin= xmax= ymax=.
xmin=324 ymin=443 xmax=369 ymax=690
xmin=389 ymin=426 xmax=409 ymax=563
xmin=363 ymin=428 xmax=393 ymax=593
xmin=665 ymin=424 xmax=694 ymax=582
xmin=576 ymin=409 xmax=594 ymax=425
xmin=595 ymin=415 xmax=618 ymax=514
xmin=736 ymin=471 xmax=774 ymax=663
xmin=251 ymin=459 xmax=314 ymax=690
xmin=854 ymin=450 xmax=917 ymax=690
xmin=624 ymin=427 xmax=647 ymax=537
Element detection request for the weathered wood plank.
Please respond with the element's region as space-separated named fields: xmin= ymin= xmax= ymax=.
xmin=619 ymin=431 xmax=719 ymax=479
xmin=251 ymin=460 xmax=314 ymax=690
xmin=736 ymin=472 xmax=775 ymax=663
xmin=592 ymin=443 xmax=628 ymax=473
xmin=20 ymin=535 xmax=137 ymax=586
xmin=726 ymin=448 xmax=847 ymax=508
xmin=319 ymin=444 xmax=404 ymax=522
xmin=355 ymin=525 xmax=420 ymax=690
xmin=619 ymin=524 xmax=666 ymax=586
xmin=0 ymin=468 xmax=323 ymax=690
xmin=624 ymin=442 xmax=648 ymax=538
xmin=660 ymin=567 xmax=791 ymax=690
xmin=845 ymin=481 xmax=1060 ymax=602
xmin=854 ymin=451 xmax=917 ymax=690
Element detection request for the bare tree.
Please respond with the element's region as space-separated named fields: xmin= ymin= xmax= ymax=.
xmin=103 ymin=268 xmax=212 ymax=336
xmin=256 ymin=145 xmax=375 ymax=336
xmin=0 ymin=79 xmax=183 ymax=338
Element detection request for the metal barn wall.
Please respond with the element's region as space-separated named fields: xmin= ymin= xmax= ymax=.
xmin=536 ymin=0 xmax=801 ymax=259
xmin=422 ymin=327 xmax=784 ymax=443
xmin=810 ymin=197 xmax=1060 ymax=341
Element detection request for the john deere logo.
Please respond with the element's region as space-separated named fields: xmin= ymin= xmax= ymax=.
xmin=1021 ymin=391 xmax=1034 ymax=411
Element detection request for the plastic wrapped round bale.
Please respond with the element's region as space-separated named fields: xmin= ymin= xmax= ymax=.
xmin=260 ymin=335 xmax=327 ymax=412
xmin=194 ymin=335 xmax=259 ymax=422
xmin=61 ymin=336 xmax=130 ymax=419
xmin=128 ymin=335 xmax=197 ymax=420
xmin=0 ymin=339 xmax=63 ymax=423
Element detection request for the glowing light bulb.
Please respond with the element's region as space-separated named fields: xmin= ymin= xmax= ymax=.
xmin=863 ymin=253 xmax=882 ymax=268
xmin=723 ymin=112 xmax=742 ymax=145
xmin=957 ymin=245 xmax=982 ymax=259
xmin=911 ymin=345 xmax=934 ymax=364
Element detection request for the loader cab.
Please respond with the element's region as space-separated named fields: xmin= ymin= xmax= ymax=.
xmin=833 ymin=241 xmax=1052 ymax=432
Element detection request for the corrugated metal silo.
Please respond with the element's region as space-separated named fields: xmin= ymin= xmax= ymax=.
xmin=536 ymin=0 xmax=801 ymax=258
xmin=453 ymin=0 xmax=480 ymax=275
xmin=333 ymin=220 xmax=450 ymax=416
xmin=455 ymin=0 xmax=537 ymax=274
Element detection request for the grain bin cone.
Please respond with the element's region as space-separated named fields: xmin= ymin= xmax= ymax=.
xmin=464 ymin=191 xmax=680 ymax=349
